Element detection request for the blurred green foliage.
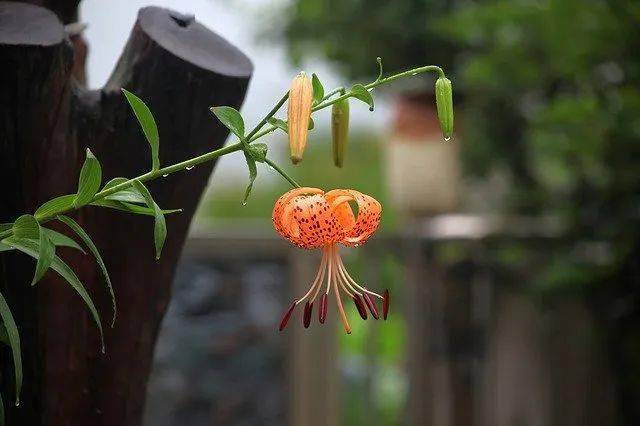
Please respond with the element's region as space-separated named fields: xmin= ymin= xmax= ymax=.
xmin=275 ymin=0 xmax=640 ymax=422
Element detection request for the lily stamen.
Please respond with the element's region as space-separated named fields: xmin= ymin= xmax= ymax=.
xmin=274 ymin=187 xmax=389 ymax=334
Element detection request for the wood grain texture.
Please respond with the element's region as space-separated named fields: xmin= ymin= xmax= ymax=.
xmin=0 ymin=3 xmax=252 ymax=424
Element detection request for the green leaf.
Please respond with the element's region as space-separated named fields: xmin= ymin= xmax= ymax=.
xmin=308 ymin=117 xmax=315 ymax=130
xmin=74 ymin=148 xmax=102 ymax=208
xmin=312 ymin=73 xmax=324 ymax=104
xmin=12 ymin=215 xmax=39 ymax=239
xmin=0 ymin=224 xmax=11 ymax=232
xmin=32 ymin=228 xmax=54 ymax=286
xmin=242 ymin=152 xmax=258 ymax=205
xmin=0 ymin=243 xmax=12 ymax=253
xmin=58 ymin=215 xmax=116 ymax=327
xmin=90 ymin=199 xmax=181 ymax=217
xmin=132 ymin=181 xmax=167 ymax=260
xmin=34 ymin=194 xmax=76 ymax=220
xmin=122 ymin=89 xmax=160 ymax=171
xmin=102 ymin=178 xmax=146 ymax=204
xmin=350 ymin=84 xmax=374 ymax=111
xmin=267 ymin=117 xmax=288 ymax=133
xmin=0 ymin=290 xmax=22 ymax=405
xmin=43 ymin=229 xmax=85 ymax=253
xmin=4 ymin=237 xmax=104 ymax=352
xmin=210 ymin=106 xmax=245 ymax=139
xmin=247 ymin=143 xmax=268 ymax=163
xmin=13 ymin=215 xmax=56 ymax=285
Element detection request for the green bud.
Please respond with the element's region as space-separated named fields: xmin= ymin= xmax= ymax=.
xmin=435 ymin=76 xmax=454 ymax=140
xmin=331 ymin=98 xmax=350 ymax=168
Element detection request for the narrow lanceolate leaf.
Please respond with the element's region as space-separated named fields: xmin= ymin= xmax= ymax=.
xmin=12 ymin=215 xmax=55 ymax=285
xmin=242 ymin=152 xmax=258 ymax=205
xmin=0 ymin=290 xmax=22 ymax=405
xmin=4 ymin=237 xmax=105 ymax=351
xmin=74 ymin=148 xmax=102 ymax=208
xmin=122 ymin=88 xmax=160 ymax=171
xmin=43 ymin=229 xmax=85 ymax=253
xmin=311 ymin=73 xmax=324 ymax=104
xmin=58 ymin=215 xmax=116 ymax=327
xmin=102 ymin=177 xmax=146 ymax=204
xmin=0 ymin=242 xmax=12 ymax=252
xmin=267 ymin=117 xmax=288 ymax=134
xmin=90 ymin=199 xmax=181 ymax=217
xmin=132 ymin=181 xmax=167 ymax=260
xmin=210 ymin=106 xmax=245 ymax=139
xmin=350 ymin=84 xmax=374 ymax=111
xmin=0 ymin=224 xmax=11 ymax=232
xmin=34 ymin=194 xmax=76 ymax=220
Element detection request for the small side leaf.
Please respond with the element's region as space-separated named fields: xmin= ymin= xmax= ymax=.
xmin=34 ymin=194 xmax=76 ymax=220
xmin=74 ymin=148 xmax=102 ymax=208
xmin=267 ymin=117 xmax=288 ymax=133
xmin=247 ymin=143 xmax=268 ymax=163
xmin=311 ymin=73 xmax=324 ymax=104
xmin=12 ymin=215 xmax=54 ymax=285
xmin=350 ymin=84 xmax=374 ymax=111
xmin=90 ymin=199 xmax=181 ymax=217
xmin=242 ymin=151 xmax=258 ymax=205
xmin=210 ymin=106 xmax=245 ymax=139
xmin=122 ymin=89 xmax=160 ymax=171
xmin=308 ymin=117 xmax=315 ymax=130
xmin=12 ymin=215 xmax=40 ymax=239
xmin=43 ymin=229 xmax=85 ymax=253
xmin=0 ymin=290 xmax=22 ymax=405
xmin=58 ymin=215 xmax=116 ymax=327
xmin=132 ymin=181 xmax=167 ymax=260
xmin=4 ymin=237 xmax=104 ymax=352
xmin=103 ymin=178 xmax=146 ymax=204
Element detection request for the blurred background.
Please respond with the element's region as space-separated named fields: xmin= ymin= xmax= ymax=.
xmin=81 ymin=0 xmax=640 ymax=424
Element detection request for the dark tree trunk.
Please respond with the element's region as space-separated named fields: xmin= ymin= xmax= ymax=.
xmin=0 ymin=2 xmax=252 ymax=425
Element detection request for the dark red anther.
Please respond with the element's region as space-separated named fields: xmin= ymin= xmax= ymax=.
xmin=303 ymin=301 xmax=313 ymax=328
xmin=382 ymin=289 xmax=390 ymax=320
xmin=362 ymin=292 xmax=380 ymax=320
xmin=353 ymin=295 xmax=368 ymax=320
xmin=319 ymin=294 xmax=328 ymax=324
xmin=279 ymin=300 xmax=297 ymax=331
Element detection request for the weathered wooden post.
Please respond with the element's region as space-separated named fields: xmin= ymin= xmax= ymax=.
xmin=0 ymin=1 xmax=252 ymax=424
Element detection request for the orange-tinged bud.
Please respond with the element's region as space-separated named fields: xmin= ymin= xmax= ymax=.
xmin=287 ymin=72 xmax=313 ymax=164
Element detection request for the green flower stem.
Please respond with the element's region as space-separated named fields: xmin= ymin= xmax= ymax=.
xmin=265 ymin=157 xmax=300 ymax=188
xmin=244 ymin=92 xmax=289 ymax=142
xmin=0 ymin=63 xmax=448 ymax=241
xmin=312 ymin=65 xmax=445 ymax=111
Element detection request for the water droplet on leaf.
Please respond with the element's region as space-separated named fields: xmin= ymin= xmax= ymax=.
xmin=185 ymin=165 xmax=194 ymax=170
xmin=15 ymin=398 xmax=20 ymax=407
xmin=162 ymin=173 xmax=169 ymax=177
xmin=242 ymin=201 xmax=247 ymax=206
xmin=444 ymin=136 xmax=451 ymax=142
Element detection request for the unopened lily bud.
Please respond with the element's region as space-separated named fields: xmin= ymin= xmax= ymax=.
xmin=287 ymin=72 xmax=313 ymax=164
xmin=435 ymin=76 xmax=454 ymax=140
xmin=331 ymin=98 xmax=350 ymax=168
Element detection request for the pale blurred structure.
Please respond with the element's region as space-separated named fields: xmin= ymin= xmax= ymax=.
xmin=385 ymin=95 xmax=460 ymax=215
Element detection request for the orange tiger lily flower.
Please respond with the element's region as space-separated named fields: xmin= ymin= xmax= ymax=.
xmin=273 ymin=187 xmax=389 ymax=334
